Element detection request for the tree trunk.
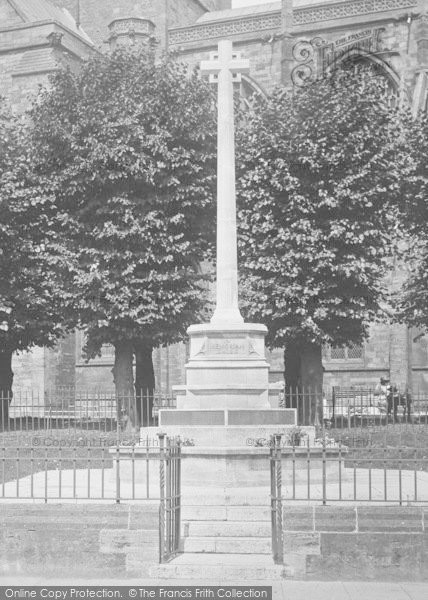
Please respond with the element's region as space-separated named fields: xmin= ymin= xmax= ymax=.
xmin=112 ymin=340 xmax=136 ymax=432
xmin=284 ymin=340 xmax=323 ymax=426
xmin=135 ymin=342 xmax=155 ymax=427
xmin=0 ymin=350 xmax=13 ymax=428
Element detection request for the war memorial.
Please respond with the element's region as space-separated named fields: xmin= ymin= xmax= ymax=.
xmin=2 ymin=0 xmax=428 ymax=589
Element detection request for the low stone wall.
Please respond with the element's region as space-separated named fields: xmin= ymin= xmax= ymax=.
xmin=2 ymin=503 xmax=427 ymax=581
xmin=283 ymin=506 xmax=428 ymax=580
xmin=0 ymin=504 xmax=159 ymax=579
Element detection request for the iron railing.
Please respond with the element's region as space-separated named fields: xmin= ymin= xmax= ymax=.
xmin=270 ymin=435 xmax=428 ymax=507
xmin=159 ymin=434 xmax=182 ymax=563
xmin=270 ymin=434 xmax=283 ymax=565
xmin=0 ymin=390 xmax=176 ymax=438
xmin=2 ymin=387 xmax=428 ymax=434
xmin=279 ymin=387 xmax=428 ymax=429
xmin=270 ymin=433 xmax=428 ymax=564
xmin=0 ymin=437 xmax=170 ymax=502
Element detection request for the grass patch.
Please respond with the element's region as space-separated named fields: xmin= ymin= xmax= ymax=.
xmin=326 ymin=424 xmax=428 ymax=449
xmin=0 ymin=429 xmax=138 ymax=485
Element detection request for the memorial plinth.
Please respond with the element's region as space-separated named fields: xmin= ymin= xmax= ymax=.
xmin=174 ymin=323 xmax=270 ymax=410
xmin=147 ymin=317 xmax=308 ymax=487
xmin=154 ymin=321 xmax=303 ymax=456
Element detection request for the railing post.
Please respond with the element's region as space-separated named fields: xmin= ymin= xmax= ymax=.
xmin=115 ymin=446 xmax=120 ymax=504
xmin=270 ymin=433 xmax=283 ymax=564
xmin=270 ymin=437 xmax=275 ymax=561
xmin=175 ymin=437 xmax=182 ymax=555
xmin=166 ymin=436 xmax=172 ymax=557
xmin=158 ymin=432 xmax=166 ymax=564
xmin=322 ymin=441 xmax=327 ymax=506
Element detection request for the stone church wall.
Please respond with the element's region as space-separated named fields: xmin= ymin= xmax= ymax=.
xmin=12 ymin=336 xmax=76 ymax=397
xmin=0 ymin=18 xmax=93 ymax=111
xmin=0 ymin=26 xmax=53 ymax=111
xmin=53 ymin=0 xmax=207 ymax=50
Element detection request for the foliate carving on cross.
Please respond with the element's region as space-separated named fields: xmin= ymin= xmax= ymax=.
xmin=200 ymin=40 xmax=250 ymax=85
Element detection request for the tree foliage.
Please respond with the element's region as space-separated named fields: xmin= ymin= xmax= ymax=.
xmin=236 ymin=66 xmax=411 ymax=400
xmin=395 ymin=114 xmax=428 ymax=329
xmin=28 ymin=48 xmax=217 ymax=413
xmin=0 ymin=100 xmax=68 ymax=411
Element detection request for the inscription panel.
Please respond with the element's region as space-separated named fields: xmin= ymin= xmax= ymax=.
xmin=228 ymin=409 xmax=296 ymax=426
xmin=207 ymin=337 xmax=249 ymax=356
xmin=160 ymin=410 xmax=225 ymax=426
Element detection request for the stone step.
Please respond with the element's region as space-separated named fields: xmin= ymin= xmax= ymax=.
xmin=181 ymin=488 xmax=270 ymax=506
xmin=183 ymin=520 xmax=270 ymax=538
xmin=181 ymin=536 xmax=271 ymax=554
xmin=226 ymin=506 xmax=271 ymax=521
xmin=181 ymin=506 xmax=227 ymax=521
xmin=181 ymin=505 xmax=270 ymax=522
xmin=149 ymin=553 xmax=291 ymax=580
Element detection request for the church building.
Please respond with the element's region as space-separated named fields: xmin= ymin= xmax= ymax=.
xmin=1 ymin=0 xmax=428 ymax=396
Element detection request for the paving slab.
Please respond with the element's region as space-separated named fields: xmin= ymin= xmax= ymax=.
xmin=342 ymin=581 xmax=422 ymax=600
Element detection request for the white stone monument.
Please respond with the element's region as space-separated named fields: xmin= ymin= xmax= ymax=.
xmin=173 ymin=41 xmax=272 ymax=414
xmin=144 ymin=41 xmax=314 ymax=483
xmin=158 ymin=39 xmax=298 ymax=429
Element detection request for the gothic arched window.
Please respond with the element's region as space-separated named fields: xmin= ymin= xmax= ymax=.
xmin=338 ymin=52 xmax=402 ymax=108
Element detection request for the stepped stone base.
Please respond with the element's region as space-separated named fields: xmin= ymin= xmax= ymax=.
xmin=149 ymin=553 xmax=291 ymax=580
xmin=181 ymin=536 xmax=271 ymax=554
xmin=143 ymin=423 xmax=312 ymax=447
xmin=142 ymin=319 xmax=309 ymax=486
xmin=152 ymin=494 xmax=290 ymax=580
xmin=183 ymin=518 xmax=270 ymax=538
xmin=121 ymin=436 xmax=337 ymax=487
xmin=138 ymin=421 xmax=316 ymax=486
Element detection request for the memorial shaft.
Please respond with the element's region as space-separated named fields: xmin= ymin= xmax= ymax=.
xmin=213 ymin=40 xmax=242 ymax=324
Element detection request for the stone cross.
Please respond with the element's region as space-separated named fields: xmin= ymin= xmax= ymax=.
xmin=200 ymin=40 xmax=250 ymax=325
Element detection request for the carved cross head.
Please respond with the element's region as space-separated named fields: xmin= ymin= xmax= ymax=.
xmin=200 ymin=39 xmax=250 ymax=84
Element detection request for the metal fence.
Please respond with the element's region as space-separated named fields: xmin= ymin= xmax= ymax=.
xmin=270 ymin=434 xmax=283 ymax=565
xmin=270 ymin=435 xmax=428 ymax=506
xmin=280 ymin=386 xmax=428 ymax=429
xmin=270 ymin=433 xmax=428 ymax=565
xmin=2 ymin=386 xmax=428 ymax=435
xmin=0 ymin=438 xmax=171 ymax=502
xmin=2 ymin=420 xmax=427 ymax=510
xmin=159 ymin=434 xmax=182 ymax=563
xmin=0 ymin=390 xmax=176 ymax=438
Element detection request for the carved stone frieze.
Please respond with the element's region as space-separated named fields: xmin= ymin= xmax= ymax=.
xmin=294 ymin=0 xmax=417 ymax=26
xmin=170 ymin=14 xmax=281 ymax=46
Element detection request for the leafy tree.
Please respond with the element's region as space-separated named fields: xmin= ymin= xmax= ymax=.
xmin=396 ymin=114 xmax=428 ymax=330
xmin=236 ymin=67 xmax=411 ymax=423
xmin=0 ymin=100 xmax=68 ymax=424
xmin=29 ymin=48 xmax=216 ymax=426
